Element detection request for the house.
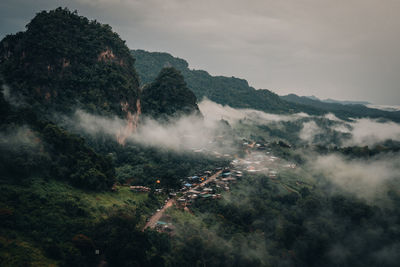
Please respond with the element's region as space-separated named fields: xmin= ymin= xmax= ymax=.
xmin=155 ymin=188 xmax=163 ymax=194
xmin=189 ymin=176 xmax=200 ymax=182
xmin=155 ymin=221 xmax=175 ymax=233
xmin=269 ymin=171 xmax=277 ymax=178
xmin=221 ymin=172 xmax=231 ymax=178
xmin=187 ymin=189 xmax=201 ymax=195
xmin=222 ymin=177 xmax=236 ymax=183
xmin=130 ymin=186 xmax=151 ymax=192
xmin=202 ymin=188 xmax=213 ymax=193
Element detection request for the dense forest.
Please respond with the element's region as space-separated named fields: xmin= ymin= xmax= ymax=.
xmin=141 ymin=67 xmax=201 ymax=119
xmin=0 ymin=7 xmax=140 ymax=117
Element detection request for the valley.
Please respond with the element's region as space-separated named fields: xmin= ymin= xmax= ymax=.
xmin=0 ymin=7 xmax=400 ymax=267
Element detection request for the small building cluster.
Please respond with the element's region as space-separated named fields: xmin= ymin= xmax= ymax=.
xmin=130 ymin=185 xmax=151 ymax=192
xmin=176 ymin=168 xmax=239 ymax=208
xmin=154 ymin=220 xmax=175 ymax=234
xmin=231 ymin=151 xmax=297 ymax=178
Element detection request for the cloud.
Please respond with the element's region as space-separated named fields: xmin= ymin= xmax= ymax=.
xmin=198 ymin=98 xmax=308 ymax=125
xmin=0 ymin=125 xmax=40 ymax=149
xmin=68 ymin=99 xmax=400 ymax=153
xmin=341 ymin=118 xmax=400 ymax=146
xmin=69 ymin=99 xmax=312 ymax=152
xmin=299 ymin=121 xmax=322 ymax=143
xmin=131 ymin=114 xmax=218 ymax=151
xmin=199 ymin=101 xmax=400 ymax=148
xmin=72 ymin=109 xmax=125 ymax=137
xmin=294 ymin=113 xmax=400 ymax=147
xmin=323 ymin=113 xmax=343 ymax=122
xmin=70 ymin=101 xmax=235 ymax=152
xmin=366 ymin=104 xmax=400 ymax=112
xmin=310 ymin=153 xmax=400 ymax=200
xmin=1 ymin=84 xmax=24 ymax=107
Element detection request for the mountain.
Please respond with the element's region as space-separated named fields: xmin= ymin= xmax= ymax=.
xmin=0 ymin=9 xmax=224 ymax=265
xmin=0 ymin=8 xmax=143 ymax=191
xmin=0 ymin=7 xmax=140 ymax=117
xmin=132 ymin=49 xmax=304 ymax=114
xmin=323 ymin=98 xmax=370 ymax=105
xmin=1 ymin=8 xmax=400 ymax=267
xmin=141 ymin=67 xmax=201 ymax=119
xmin=133 ymin=50 xmax=400 ymax=122
xmin=305 ymin=95 xmax=370 ymax=105
xmin=281 ymin=93 xmax=400 ymax=121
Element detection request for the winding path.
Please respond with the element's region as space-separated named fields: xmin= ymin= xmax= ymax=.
xmin=142 ymin=170 xmax=223 ymax=231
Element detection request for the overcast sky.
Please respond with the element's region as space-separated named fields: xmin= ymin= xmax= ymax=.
xmin=1 ymin=0 xmax=400 ymax=105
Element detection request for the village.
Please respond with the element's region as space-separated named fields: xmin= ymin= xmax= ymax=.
xmin=138 ymin=140 xmax=298 ymax=234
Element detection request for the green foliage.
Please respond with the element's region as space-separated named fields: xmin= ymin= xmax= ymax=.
xmin=0 ymin=178 xmax=164 ymax=266
xmin=96 ymin=139 xmax=230 ymax=188
xmin=93 ymin=213 xmax=171 ymax=266
xmin=174 ymin=172 xmax=400 ymax=267
xmin=0 ymin=103 xmax=115 ymax=191
xmin=0 ymin=7 xmax=139 ymax=117
xmin=141 ymin=67 xmax=201 ymax=119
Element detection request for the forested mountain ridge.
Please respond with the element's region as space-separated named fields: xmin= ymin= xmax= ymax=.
xmin=0 ymin=7 xmax=140 ymax=117
xmin=281 ymin=93 xmax=400 ymax=122
xmin=133 ymin=49 xmax=400 ymax=122
xmin=132 ymin=49 xmax=306 ymax=114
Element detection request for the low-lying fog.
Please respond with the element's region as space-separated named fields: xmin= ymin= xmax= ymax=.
xmin=66 ymin=99 xmax=400 ymax=151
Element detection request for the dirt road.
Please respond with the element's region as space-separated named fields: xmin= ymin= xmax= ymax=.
xmin=143 ymin=199 xmax=175 ymax=230
xmin=192 ymin=170 xmax=222 ymax=190
xmin=142 ymin=170 xmax=222 ymax=231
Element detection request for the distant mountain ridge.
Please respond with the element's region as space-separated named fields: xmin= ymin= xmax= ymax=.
xmin=281 ymin=93 xmax=400 ymax=122
xmin=132 ymin=49 xmax=400 ymax=122
xmin=305 ymin=95 xmax=370 ymax=105
xmin=132 ymin=49 xmax=304 ymax=114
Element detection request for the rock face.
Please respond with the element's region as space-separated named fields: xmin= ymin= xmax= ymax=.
xmin=0 ymin=7 xmax=140 ymax=117
xmin=141 ymin=67 xmax=201 ymax=119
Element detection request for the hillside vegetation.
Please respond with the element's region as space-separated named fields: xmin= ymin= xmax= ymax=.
xmin=0 ymin=7 xmax=140 ymax=117
xmin=141 ymin=67 xmax=201 ymax=119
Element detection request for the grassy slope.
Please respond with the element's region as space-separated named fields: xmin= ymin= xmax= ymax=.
xmin=0 ymin=177 xmax=157 ymax=266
